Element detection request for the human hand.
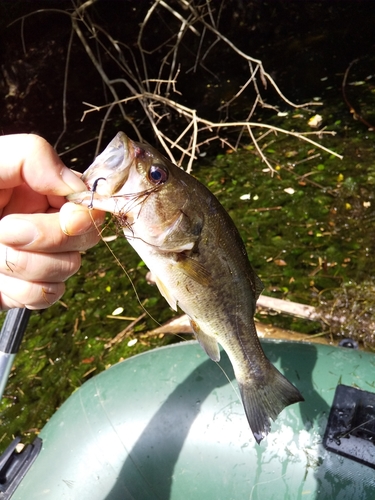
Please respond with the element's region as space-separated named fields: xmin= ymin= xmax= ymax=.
xmin=0 ymin=134 xmax=104 ymax=310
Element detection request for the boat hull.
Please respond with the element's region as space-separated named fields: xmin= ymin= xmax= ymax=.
xmin=11 ymin=340 xmax=375 ymax=499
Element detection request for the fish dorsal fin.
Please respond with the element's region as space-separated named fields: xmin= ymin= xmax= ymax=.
xmin=176 ymin=255 xmax=211 ymax=287
xmin=154 ymin=275 xmax=178 ymax=311
xmin=190 ymin=319 xmax=220 ymax=362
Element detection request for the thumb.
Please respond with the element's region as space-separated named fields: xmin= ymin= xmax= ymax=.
xmin=0 ymin=134 xmax=85 ymax=196
xmin=59 ymin=202 xmax=105 ymax=236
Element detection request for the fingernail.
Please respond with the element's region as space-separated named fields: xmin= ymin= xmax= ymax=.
xmin=0 ymin=218 xmax=38 ymax=246
xmin=61 ymin=167 xmax=86 ymax=193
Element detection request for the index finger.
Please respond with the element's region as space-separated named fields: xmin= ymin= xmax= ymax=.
xmin=0 ymin=212 xmax=102 ymax=252
xmin=0 ymin=134 xmax=86 ymax=196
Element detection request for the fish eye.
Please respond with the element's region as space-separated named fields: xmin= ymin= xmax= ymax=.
xmin=148 ymin=164 xmax=168 ymax=184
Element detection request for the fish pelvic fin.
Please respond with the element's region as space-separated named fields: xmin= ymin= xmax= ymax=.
xmin=154 ymin=275 xmax=178 ymax=311
xmin=238 ymin=362 xmax=303 ymax=445
xmin=190 ymin=319 xmax=221 ymax=362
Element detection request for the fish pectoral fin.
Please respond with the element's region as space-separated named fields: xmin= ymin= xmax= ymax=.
xmin=190 ymin=319 xmax=220 ymax=362
xmin=176 ymin=255 xmax=211 ymax=287
xmin=154 ymin=275 xmax=178 ymax=311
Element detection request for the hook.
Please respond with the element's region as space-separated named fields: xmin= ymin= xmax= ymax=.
xmin=88 ymin=177 xmax=107 ymax=209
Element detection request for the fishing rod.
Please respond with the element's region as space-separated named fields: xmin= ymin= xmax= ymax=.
xmin=0 ymin=308 xmax=43 ymax=499
xmin=0 ymin=308 xmax=31 ymax=401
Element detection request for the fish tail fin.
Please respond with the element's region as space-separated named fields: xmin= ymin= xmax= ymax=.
xmin=237 ymin=362 xmax=303 ymax=444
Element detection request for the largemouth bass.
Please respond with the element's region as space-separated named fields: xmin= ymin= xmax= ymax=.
xmin=68 ymin=132 xmax=303 ymax=443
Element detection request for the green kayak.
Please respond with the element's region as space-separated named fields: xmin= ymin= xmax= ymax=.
xmin=7 ymin=340 xmax=375 ymax=499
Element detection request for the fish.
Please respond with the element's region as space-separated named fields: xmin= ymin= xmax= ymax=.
xmin=68 ymin=132 xmax=303 ymax=443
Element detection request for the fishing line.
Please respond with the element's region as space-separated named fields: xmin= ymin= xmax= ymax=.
xmin=88 ymin=206 xmax=192 ymax=344
xmin=214 ymin=360 xmax=241 ymax=404
xmin=81 ymin=187 xmax=247 ymax=416
xmin=249 ymin=473 xmax=288 ymax=500
xmin=88 ymin=208 xmax=162 ymax=327
xmin=85 ymin=185 xmax=243 ymax=376
xmin=87 ymin=186 xmax=195 ymax=343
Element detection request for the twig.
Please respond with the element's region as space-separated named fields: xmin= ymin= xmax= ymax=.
xmin=342 ymin=58 xmax=374 ymax=131
xmin=81 ymin=92 xmax=343 ymax=172
xmin=54 ymin=27 xmax=74 ymax=149
xmin=185 ymin=3 xmax=321 ymax=109
xmin=247 ymin=124 xmax=275 ymax=174
xmin=57 ymin=135 xmax=98 ymax=157
xmin=104 ymin=312 xmax=146 ymax=349
xmin=14 ymin=1 xmax=343 ymax=177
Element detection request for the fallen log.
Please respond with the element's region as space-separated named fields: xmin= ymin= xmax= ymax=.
xmin=146 ymin=271 xmax=320 ymax=322
xmin=256 ymin=295 xmax=320 ymax=321
xmin=144 ymin=295 xmax=332 ymax=346
xmin=144 ymin=273 xmax=375 ymax=349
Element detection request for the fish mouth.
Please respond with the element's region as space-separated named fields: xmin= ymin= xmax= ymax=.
xmin=67 ymin=132 xmax=134 ymax=208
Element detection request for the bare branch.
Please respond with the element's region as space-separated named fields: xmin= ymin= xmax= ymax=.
xmin=15 ymin=1 xmax=342 ymax=171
